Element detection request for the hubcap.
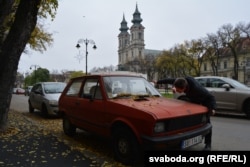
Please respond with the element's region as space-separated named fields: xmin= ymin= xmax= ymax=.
xmin=118 ymin=139 xmax=129 ymax=154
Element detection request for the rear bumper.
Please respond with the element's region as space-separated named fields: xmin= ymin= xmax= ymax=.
xmin=141 ymin=123 xmax=212 ymax=150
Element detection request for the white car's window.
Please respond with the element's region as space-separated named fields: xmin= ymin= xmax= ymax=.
xmin=210 ymin=78 xmax=227 ymax=88
xmin=44 ymin=83 xmax=66 ymax=94
xmin=32 ymin=84 xmax=42 ymax=93
xmin=226 ymin=78 xmax=249 ymax=88
xmin=196 ymin=78 xmax=208 ymax=87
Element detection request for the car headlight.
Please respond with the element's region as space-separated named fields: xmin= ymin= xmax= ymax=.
xmin=154 ymin=122 xmax=165 ymax=133
xmin=49 ymin=100 xmax=58 ymax=106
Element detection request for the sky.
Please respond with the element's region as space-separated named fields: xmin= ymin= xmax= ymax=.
xmin=18 ymin=0 xmax=250 ymax=74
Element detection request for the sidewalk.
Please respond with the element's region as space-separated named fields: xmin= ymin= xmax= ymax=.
xmin=0 ymin=110 xmax=121 ymax=167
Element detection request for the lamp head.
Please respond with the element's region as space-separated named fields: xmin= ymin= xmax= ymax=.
xmin=76 ymin=43 xmax=81 ymax=49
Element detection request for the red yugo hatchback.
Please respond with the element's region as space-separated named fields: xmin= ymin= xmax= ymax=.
xmin=58 ymin=73 xmax=211 ymax=165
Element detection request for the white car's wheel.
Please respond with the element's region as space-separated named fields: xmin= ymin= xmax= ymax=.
xmin=28 ymin=101 xmax=34 ymax=113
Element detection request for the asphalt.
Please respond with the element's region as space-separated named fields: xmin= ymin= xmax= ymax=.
xmin=0 ymin=110 xmax=118 ymax=167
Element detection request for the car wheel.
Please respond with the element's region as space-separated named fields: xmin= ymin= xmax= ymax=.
xmin=244 ymin=100 xmax=250 ymax=119
xmin=28 ymin=101 xmax=34 ymax=113
xmin=63 ymin=116 xmax=76 ymax=137
xmin=112 ymin=127 xmax=141 ymax=165
xmin=41 ymin=104 xmax=49 ymax=118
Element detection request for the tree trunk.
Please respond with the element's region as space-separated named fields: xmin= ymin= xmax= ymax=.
xmin=0 ymin=0 xmax=15 ymax=45
xmin=0 ymin=0 xmax=42 ymax=131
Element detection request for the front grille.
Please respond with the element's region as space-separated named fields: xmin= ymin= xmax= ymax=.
xmin=165 ymin=114 xmax=206 ymax=131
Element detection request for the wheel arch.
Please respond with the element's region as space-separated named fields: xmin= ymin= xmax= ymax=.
xmin=111 ymin=120 xmax=141 ymax=144
xmin=242 ymin=98 xmax=250 ymax=119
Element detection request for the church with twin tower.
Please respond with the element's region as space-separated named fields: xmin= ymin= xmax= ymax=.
xmin=117 ymin=4 xmax=162 ymax=77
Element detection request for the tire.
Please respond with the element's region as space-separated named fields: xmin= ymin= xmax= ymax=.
xmin=112 ymin=127 xmax=141 ymax=165
xmin=63 ymin=116 xmax=76 ymax=137
xmin=41 ymin=104 xmax=49 ymax=118
xmin=28 ymin=101 xmax=34 ymax=113
xmin=244 ymin=100 xmax=250 ymax=119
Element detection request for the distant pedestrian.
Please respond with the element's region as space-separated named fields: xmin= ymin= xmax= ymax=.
xmin=157 ymin=76 xmax=216 ymax=151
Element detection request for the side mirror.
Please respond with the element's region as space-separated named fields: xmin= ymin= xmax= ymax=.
xmin=222 ymin=84 xmax=230 ymax=91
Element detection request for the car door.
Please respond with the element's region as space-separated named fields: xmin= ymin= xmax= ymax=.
xmin=207 ymin=78 xmax=237 ymax=111
xmin=30 ymin=83 xmax=43 ymax=110
xmin=76 ymin=77 xmax=106 ymax=134
xmin=61 ymin=78 xmax=84 ymax=126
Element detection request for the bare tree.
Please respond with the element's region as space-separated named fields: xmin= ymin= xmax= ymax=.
xmin=237 ymin=22 xmax=250 ymax=38
xmin=204 ymin=33 xmax=223 ymax=76
xmin=217 ymin=24 xmax=241 ymax=79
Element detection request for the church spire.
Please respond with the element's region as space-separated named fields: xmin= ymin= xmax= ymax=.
xmin=119 ymin=13 xmax=129 ymax=32
xmin=131 ymin=3 xmax=142 ymax=25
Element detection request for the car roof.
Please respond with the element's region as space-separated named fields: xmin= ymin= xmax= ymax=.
xmin=35 ymin=82 xmax=65 ymax=84
xmin=195 ymin=76 xmax=228 ymax=79
xmin=71 ymin=73 xmax=146 ymax=80
xmin=33 ymin=82 xmax=66 ymax=86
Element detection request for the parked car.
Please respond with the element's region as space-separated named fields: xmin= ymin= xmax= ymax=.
xmin=59 ymin=73 xmax=211 ymax=165
xmin=195 ymin=76 xmax=250 ymax=118
xmin=13 ymin=88 xmax=25 ymax=95
xmin=28 ymin=82 xmax=66 ymax=117
xmin=24 ymin=86 xmax=33 ymax=96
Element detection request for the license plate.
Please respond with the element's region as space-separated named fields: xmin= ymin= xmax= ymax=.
xmin=181 ymin=135 xmax=202 ymax=149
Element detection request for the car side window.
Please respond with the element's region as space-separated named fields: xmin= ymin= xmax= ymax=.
xmin=31 ymin=85 xmax=38 ymax=92
xmin=37 ymin=85 xmax=42 ymax=93
xmin=210 ymin=78 xmax=227 ymax=88
xmin=32 ymin=84 xmax=42 ymax=93
xmin=82 ymin=78 xmax=103 ymax=100
xmin=196 ymin=78 xmax=208 ymax=87
xmin=65 ymin=80 xmax=82 ymax=97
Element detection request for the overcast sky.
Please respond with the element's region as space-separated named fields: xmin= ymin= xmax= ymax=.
xmin=18 ymin=0 xmax=250 ymax=74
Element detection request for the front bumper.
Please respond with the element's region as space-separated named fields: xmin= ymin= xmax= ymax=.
xmin=47 ymin=105 xmax=60 ymax=116
xmin=141 ymin=123 xmax=212 ymax=150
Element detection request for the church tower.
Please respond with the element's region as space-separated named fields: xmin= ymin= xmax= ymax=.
xmin=118 ymin=14 xmax=130 ymax=66
xmin=129 ymin=3 xmax=145 ymax=60
xmin=118 ymin=4 xmax=145 ymax=69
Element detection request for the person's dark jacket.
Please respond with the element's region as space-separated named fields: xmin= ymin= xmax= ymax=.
xmin=157 ymin=76 xmax=216 ymax=111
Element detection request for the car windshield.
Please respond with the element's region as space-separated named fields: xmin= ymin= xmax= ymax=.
xmin=103 ymin=76 xmax=161 ymax=98
xmin=44 ymin=83 xmax=66 ymax=94
xmin=225 ymin=78 xmax=250 ymax=89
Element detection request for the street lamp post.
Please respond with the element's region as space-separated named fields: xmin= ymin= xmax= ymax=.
xmin=30 ymin=65 xmax=40 ymax=83
xmin=76 ymin=38 xmax=97 ymax=75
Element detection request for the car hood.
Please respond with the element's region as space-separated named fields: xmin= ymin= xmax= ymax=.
xmin=110 ymin=97 xmax=208 ymax=119
xmin=44 ymin=93 xmax=61 ymax=101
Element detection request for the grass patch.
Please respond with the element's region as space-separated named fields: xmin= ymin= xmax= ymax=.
xmin=161 ymin=93 xmax=173 ymax=98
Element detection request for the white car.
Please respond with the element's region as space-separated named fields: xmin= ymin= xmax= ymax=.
xmin=195 ymin=76 xmax=250 ymax=118
xmin=28 ymin=82 xmax=66 ymax=117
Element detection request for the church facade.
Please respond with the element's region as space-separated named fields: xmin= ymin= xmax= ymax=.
xmin=117 ymin=4 xmax=162 ymax=80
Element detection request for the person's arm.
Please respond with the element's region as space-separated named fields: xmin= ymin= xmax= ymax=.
xmin=206 ymin=94 xmax=217 ymax=116
xmin=156 ymin=78 xmax=176 ymax=84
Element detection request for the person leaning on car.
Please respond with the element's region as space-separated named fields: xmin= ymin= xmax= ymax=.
xmin=157 ymin=76 xmax=216 ymax=151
